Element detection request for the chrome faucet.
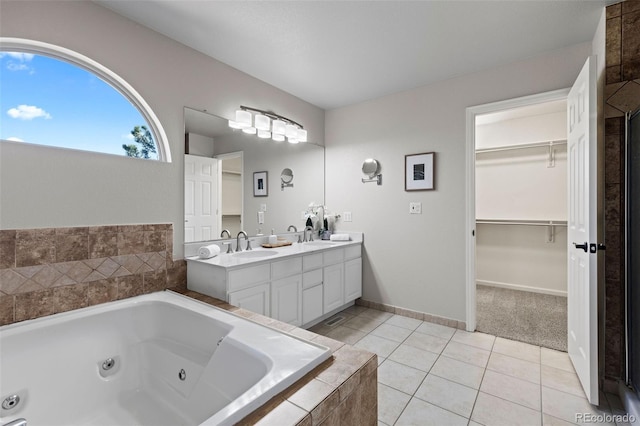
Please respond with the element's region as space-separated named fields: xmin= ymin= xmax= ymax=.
xmin=3 ymin=419 xmax=27 ymax=426
xmin=236 ymin=231 xmax=248 ymax=252
xmin=220 ymin=229 xmax=231 ymax=238
xmin=304 ymin=226 xmax=314 ymax=242
xmin=287 ymin=225 xmax=297 ymax=232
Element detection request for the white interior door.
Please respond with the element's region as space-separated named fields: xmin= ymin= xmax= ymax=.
xmin=567 ymin=56 xmax=598 ymax=405
xmin=184 ymin=154 xmax=220 ymax=243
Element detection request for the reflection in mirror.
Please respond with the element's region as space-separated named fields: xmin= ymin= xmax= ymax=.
xmin=281 ymin=168 xmax=294 ymax=190
xmin=184 ymin=107 xmax=324 ymax=243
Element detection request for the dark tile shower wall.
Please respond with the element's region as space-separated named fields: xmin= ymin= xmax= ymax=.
xmin=604 ymin=1 xmax=640 ymax=382
xmin=0 ymin=224 xmax=187 ymax=326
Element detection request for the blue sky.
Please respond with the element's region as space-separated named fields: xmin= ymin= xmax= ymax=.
xmin=0 ymin=52 xmax=156 ymax=158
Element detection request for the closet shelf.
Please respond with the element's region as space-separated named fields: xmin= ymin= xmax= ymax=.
xmin=476 ymin=219 xmax=567 ymax=227
xmin=475 ymin=139 xmax=567 ymax=154
xmin=476 ymin=219 xmax=566 ymax=243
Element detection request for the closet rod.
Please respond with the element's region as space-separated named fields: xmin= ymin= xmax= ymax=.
xmin=476 ymin=219 xmax=567 ymax=227
xmin=475 ymin=139 xmax=567 ymax=154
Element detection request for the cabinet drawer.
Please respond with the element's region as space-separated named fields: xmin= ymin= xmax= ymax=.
xmin=228 ymin=264 xmax=271 ymax=292
xmin=303 ymin=253 xmax=323 ymax=271
xmin=272 ymin=257 xmax=303 ymax=280
xmin=323 ymin=248 xmax=344 ymax=266
xmin=303 ymin=269 xmax=323 ymax=289
xmin=345 ymin=245 xmax=362 ymax=260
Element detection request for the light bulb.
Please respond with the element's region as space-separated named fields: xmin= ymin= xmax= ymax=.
xmin=297 ymin=128 xmax=307 ymax=142
xmin=242 ymin=126 xmax=256 ymax=134
xmin=235 ymin=109 xmax=252 ymax=128
xmin=272 ymin=133 xmax=285 ymax=142
xmin=285 ymin=124 xmax=298 ymax=138
xmin=254 ymin=114 xmax=270 ymax=131
xmin=228 ymin=120 xmax=242 ymax=129
xmin=288 ymin=137 xmax=299 ymax=144
xmin=272 ymin=119 xmax=286 ymax=135
xmin=258 ymin=130 xmax=271 ymax=139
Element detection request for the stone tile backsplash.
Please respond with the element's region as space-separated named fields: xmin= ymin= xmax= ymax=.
xmin=0 ymin=224 xmax=187 ymax=326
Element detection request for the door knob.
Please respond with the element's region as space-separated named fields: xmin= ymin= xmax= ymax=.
xmin=573 ymin=242 xmax=588 ymax=252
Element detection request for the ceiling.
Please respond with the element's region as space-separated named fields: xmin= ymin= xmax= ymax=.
xmin=94 ymin=0 xmax=611 ymax=110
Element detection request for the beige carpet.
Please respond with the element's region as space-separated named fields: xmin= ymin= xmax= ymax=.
xmin=476 ymin=284 xmax=567 ymax=352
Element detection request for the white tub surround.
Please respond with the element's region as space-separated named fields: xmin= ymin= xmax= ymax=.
xmin=187 ymin=233 xmax=363 ymax=328
xmin=0 ymin=291 xmax=331 ymax=426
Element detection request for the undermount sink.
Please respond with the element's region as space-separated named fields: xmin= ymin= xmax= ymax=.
xmin=233 ymin=250 xmax=279 ymax=259
xmin=304 ymin=241 xmax=338 ymax=247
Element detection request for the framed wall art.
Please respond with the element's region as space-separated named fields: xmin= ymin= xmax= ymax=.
xmin=405 ymin=152 xmax=435 ymax=191
xmin=253 ymin=171 xmax=268 ymax=197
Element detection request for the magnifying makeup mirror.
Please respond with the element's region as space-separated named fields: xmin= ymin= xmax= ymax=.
xmin=281 ymin=168 xmax=294 ymax=189
xmin=362 ymin=159 xmax=382 ymax=185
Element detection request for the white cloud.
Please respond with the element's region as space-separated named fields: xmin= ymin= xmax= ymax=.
xmin=7 ymin=63 xmax=30 ymax=72
xmin=0 ymin=52 xmax=35 ymax=62
xmin=2 ymin=52 xmax=36 ymax=73
xmin=7 ymin=105 xmax=52 ymax=120
xmin=123 ymin=133 xmax=135 ymax=140
xmin=5 ymin=137 xmax=25 ymax=142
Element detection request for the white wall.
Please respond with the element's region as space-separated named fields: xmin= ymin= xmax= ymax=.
xmin=0 ymin=1 xmax=324 ymax=259
xmin=325 ymin=42 xmax=592 ymax=321
xmin=187 ymin=133 xmax=215 ymax=157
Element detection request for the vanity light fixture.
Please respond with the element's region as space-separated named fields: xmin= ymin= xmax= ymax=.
xmin=229 ymin=106 xmax=308 ymax=144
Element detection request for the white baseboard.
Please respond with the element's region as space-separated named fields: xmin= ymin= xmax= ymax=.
xmin=476 ymin=280 xmax=567 ymax=297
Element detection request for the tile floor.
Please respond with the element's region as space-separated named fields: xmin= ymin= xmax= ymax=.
xmin=309 ymin=305 xmax=630 ymax=426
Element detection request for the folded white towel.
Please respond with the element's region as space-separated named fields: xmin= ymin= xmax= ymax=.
xmin=330 ymin=233 xmax=350 ymax=241
xmin=198 ymin=244 xmax=221 ymax=259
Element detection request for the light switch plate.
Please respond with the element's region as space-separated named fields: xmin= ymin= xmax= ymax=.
xmin=257 ymin=211 xmax=265 ymax=224
xmin=343 ymin=212 xmax=352 ymax=222
xmin=409 ymin=202 xmax=422 ymax=214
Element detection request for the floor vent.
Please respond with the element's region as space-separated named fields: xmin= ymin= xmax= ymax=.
xmin=324 ymin=316 xmax=345 ymax=327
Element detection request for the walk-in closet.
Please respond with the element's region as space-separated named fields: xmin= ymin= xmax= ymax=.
xmin=475 ymin=99 xmax=568 ymax=351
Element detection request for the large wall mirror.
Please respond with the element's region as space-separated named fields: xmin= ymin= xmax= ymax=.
xmin=184 ymin=107 xmax=324 ymax=243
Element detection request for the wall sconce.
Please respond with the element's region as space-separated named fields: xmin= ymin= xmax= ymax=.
xmin=362 ymin=159 xmax=382 ymax=185
xmin=229 ymin=105 xmax=307 ymax=144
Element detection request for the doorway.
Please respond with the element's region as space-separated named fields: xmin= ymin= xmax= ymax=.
xmin=474 ymin=98 xmax=568 ymax=351
xmin=464 ymin=89 xmax=570 ymax=340
xmin=217 ymin=151 xmax=244 ymax=237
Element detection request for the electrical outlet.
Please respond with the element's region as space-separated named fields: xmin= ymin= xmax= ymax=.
xmin=409 ymin=202 xmax=422 ymax=214
xmin=257 ymin=211 xmax=265 ymax=224
xmin=260 ymin=204 xmax=267 ymax=212
xmin=344 ymin=212 xmax=352 ymax=222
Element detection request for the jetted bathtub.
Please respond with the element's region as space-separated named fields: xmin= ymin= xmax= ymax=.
xmin=0 ymin=291 xmax=331 ymax=425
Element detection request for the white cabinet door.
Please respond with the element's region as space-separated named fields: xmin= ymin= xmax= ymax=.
xmin=229 ymin=283 xmax=270 ymax=317
xmin=323 ymin=263 xmax=344 ymax=313
xmin=344 ymin=257 xmax=362 ymax=301
xmin=303 ymin=284 xmax=323 ymax=325
xmin=271 ymin=275 xmax=303 ymax=326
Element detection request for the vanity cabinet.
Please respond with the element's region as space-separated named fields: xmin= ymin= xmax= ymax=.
xmin=229 ymin=283 xmax=270 ymax=316
xmin=187 ymin=241 xmax=362 ymax=328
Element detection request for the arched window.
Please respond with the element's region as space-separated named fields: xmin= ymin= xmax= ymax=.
xmin=0 ymin=38 xmax=171 ymax=161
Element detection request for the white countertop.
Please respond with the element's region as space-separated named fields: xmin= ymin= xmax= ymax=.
xmin=186 ymin=234 xmax=362 ymax=270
